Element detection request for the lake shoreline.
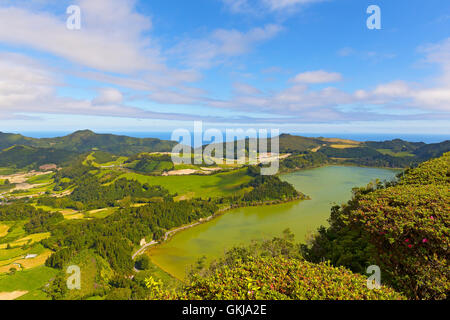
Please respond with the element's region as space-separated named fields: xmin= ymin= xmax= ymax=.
xmin=146 ymin=164 xmax=398 ymax=280
xmin=135 ymin=194 xmax=307 ymax=262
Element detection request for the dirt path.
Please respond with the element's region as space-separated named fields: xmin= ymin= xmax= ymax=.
xmin=131 ymin=214 xmax=217 ymax=272
xmin=0 ymin=291 xmax=28 ymax=300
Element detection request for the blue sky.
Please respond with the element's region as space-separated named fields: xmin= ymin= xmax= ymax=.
xmin=0 ymin=0 xmax=449 ymax=135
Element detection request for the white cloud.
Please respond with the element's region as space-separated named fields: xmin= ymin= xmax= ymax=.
xmin=233 ymin=82 xmax=262 ymax=95
xmin=93 ymin=88 xmax=124 ymax=105
xmin=222 ymin=0 xmax=324 ymax=14
xmin=0 ymin=0 xmax=162 ymax=73
xmin=262 ymin=0 xmax=323 ymax=11
xmin=292 ymin=70 xmax=342 ymax=84
xmin=173 ymin=24 xmax=283 ymax=68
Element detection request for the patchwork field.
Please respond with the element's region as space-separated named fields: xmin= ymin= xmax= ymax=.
xmin=0 ymin=224 xmax=8 ymax=238
xmin=0 ymin=266 xmax=58 ymax=300
xmin=376 ymin=149 xmax=415 ymax=157
xmin=118 ymin=168 xmax=253 ymax=199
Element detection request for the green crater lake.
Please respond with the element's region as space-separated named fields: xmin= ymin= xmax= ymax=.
xmin=148 ymin=166 xmax=401 ymax=279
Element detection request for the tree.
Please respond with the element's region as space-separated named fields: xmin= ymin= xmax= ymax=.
xmin=135 ymin=255 xmax=150 ymax=271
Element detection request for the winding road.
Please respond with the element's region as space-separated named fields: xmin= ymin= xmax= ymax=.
xmin=131 ymin=214 xmax=217 ymax=272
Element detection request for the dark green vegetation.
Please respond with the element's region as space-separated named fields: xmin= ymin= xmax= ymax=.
xmin=135 ymin=255 xmax=151 ymax=271
xmin=0 ymin=203 xmax=63 ymax=234
xmin=278 ymin=135 xmax=450 ymax=170
xmin=125 ymin=153 xmax=174 ymax=175
xmin=178 ymin=257 xmax=403 ymax=300
xmin=0 ymin=146 xmax=78 ymax=169
xmin=0 ymin=130 xmax=177 ymax=156
xmin=301 ymin=152 xmax=450 ymax=300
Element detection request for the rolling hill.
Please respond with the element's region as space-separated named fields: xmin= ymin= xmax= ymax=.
xmin=0 ymin=130 xmax=178 ymax=156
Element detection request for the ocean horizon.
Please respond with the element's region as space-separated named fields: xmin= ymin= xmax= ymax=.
xmin=13 ymin=131 xmax=450 ymax=146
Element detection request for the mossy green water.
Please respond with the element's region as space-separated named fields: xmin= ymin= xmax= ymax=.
xmin=148 ymin=166 xmax=401 ymax=279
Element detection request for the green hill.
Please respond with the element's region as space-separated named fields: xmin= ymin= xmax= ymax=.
xmin=0 ymin=130 xmax=177 ymax=156
xmin=0 ymin=146 xmax=78 ymax=169
xmin=302 ymin=152 xmax=450 ymax=299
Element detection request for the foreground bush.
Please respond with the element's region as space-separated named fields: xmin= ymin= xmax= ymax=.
xmin=155 ymin=256 xmax=404 ymax=300
xmin=303 ymin=152 xmax=450 ymax=300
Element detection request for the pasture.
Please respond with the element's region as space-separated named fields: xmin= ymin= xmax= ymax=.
xmin=118 ymin=168 xmax=253 ymax=199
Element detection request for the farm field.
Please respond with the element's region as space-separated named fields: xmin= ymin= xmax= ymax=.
xmin=118 ymin=168 xmax=253 ymax=199
xmin=0 ymin=266 xmax=58 ymax=300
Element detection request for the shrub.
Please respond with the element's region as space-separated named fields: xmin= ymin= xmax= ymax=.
xmin=177 ymin=256 xmax=404 ymax=300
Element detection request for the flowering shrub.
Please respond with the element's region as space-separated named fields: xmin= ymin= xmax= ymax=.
xmin=176 ymin=256 xmax=404 ymax=300
xmin=303 ymin=152 xmax=449 ymax=299
xmin=346 ymin=152 xmax=449 ymax=299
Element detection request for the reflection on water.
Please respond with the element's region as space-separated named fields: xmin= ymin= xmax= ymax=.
xmin=149 ymin=166 xmax=400 ymax=279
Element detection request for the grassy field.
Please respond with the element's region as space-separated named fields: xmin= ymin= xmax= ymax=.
xmin=376 ymin=149 xmax=415 ymax=157
xmin=118 ymin=168 xmax=253 ymax=199
xmin=85 ymin=207 xmax=117 ymax=219
xmin=0 ymin=167 xmax=19 ymax=175
xmin=0 ymin=266 xmax=58 ymax=300
xmin=0 ymin=224 xmax=9 ymax=238
xmin=26 ymin=172 xmax=54 ymax=184
xmin=0 ymin=221 xmax=27 ymax=244
xmin=84 ymin=152 xmax=128 ymax=168
xmin=63 ymin=250 xmax=114 ymax=300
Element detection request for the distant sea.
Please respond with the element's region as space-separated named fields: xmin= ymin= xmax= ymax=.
xmin=17 ymin=131 xmax=450 ymax=147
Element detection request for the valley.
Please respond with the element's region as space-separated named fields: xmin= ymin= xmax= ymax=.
xmin=0 ymin=131 xmax=448 ymax=300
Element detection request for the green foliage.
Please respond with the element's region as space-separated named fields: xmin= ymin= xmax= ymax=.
xmin=45 ymin=275 xmax=68 ymax=300
xmin=24 ymin=211 xmax=64 ymax=233
xmin=303 ymin=152 xmax=450 ymax=300
xmin=135 ymin=255 xmax=151 ymax=270
xmin=92 ymin=151 xmax=117 ymax=164
xmin=242 ymin=175 xmax=302 ymax=202
xmin=0 ymin=130 xmax=177 ymax=156
xmin=45 ymin=199 xmax=218 ymax=274
xmin=177 ymin=256 xmax=404 ymax=300
xmin=69 ymin=177 xmax=170 ymax=209
xmin=126 ymin=154 xmax=174 ymax=174
xmin=0 ymin=203 xmax=63 ymax=233
xmin=279 ymin=152 xmax=329 ymax=172
xmin=0 ymin=145 xmax=78 ymax=169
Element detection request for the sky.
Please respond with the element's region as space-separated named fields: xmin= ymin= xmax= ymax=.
xmin=0 ymin=0 xmax=449 ymax=135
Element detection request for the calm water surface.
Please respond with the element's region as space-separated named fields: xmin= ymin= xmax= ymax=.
xmin=148 ymin=166 xmax=401 ymax=279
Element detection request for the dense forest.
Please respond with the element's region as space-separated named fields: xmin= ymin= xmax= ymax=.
xmin=0 ymin=145 xmax=78 ymax=169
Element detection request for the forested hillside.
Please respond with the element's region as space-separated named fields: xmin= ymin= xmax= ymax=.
xmin=0 ymin=146 xmax=79 ymax=169
xmin=0 ymin=130 xmax=177 ymax=156
xmin=302 ymin=152 xmax=450 ymax=299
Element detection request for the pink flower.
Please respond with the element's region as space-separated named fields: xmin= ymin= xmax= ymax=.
xmin=422 ymin=238 xmax=428 ymax=243
xmin=430 ymin=216 xmax=435 ymax=220
xmin=408 ymin=244 xmax=412 ymax=248
xmin=405 ymin=239 xmax=409 ymax=243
